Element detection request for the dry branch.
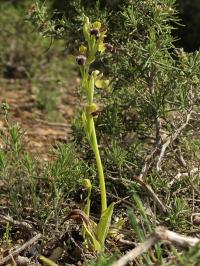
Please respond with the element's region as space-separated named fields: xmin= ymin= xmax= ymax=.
xmin=138 ymin=147 xmax=158 ymax=181
xmin=133 ymin=176 xmax=167 ymax=214
xmin=113 ymin=235 xmax=158 ymax=266
xmin=128 ymin=150 xmax=166 ymax=213
xmin=156 ymin=105 xmax=193 ymax=172
xmin=107 ymin=173 xmax=166 ymax=213
xmin=0 ymin=214 xmax=34 ymax=232
xmin=0 ymin=233 xmax=41 ymax=266
xmin=169 ymin=167 xmax=199 ymax=187
xmin=112 ymin=226 xmax=200 ymax=266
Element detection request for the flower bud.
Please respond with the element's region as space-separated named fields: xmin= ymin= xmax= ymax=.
xmin=76 ymin=55 xmax=87 ymax=66
xmin=82 ymin=178 xmax=92 ymax=190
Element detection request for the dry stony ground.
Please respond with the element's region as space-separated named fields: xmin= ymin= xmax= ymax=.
xmin=0 ymin=78 xmax=81 ymax=160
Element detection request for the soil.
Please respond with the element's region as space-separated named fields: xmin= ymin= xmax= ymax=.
xmin=0 ymin=77 xmax=81 ymax=160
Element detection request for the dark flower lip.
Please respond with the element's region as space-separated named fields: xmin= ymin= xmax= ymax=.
xmin=76 ymin=55 xmax=87 ymax=66
xmin=90 ymin=28 xmax=100 ymax=38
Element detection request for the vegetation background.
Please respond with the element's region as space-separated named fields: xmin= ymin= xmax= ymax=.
xmin=0 ymin=0 xmax=200 ymax=265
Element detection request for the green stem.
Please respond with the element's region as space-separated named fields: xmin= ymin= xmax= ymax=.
xmin=80 ymin=64 xmax=107 ymax=214
xmin=91 ymin=123 xmax=107 ymax=214
xmin=84 ymin=188 xmax=91 ymax=216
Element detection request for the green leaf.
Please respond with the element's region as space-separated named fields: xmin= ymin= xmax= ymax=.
xmin=88 ymin=75 xmax=95 ymax=103
xmin=82 ymin=221 xmax=101 ymax=251
xmin=96 ymin=202 xmax=115 ymax=248
xmin=108 ymin=217 xmax=127 ymax=236
xmin=82 ymin=178 xmax=92 ymax=216
xmin=86 ymin=116 xmax=94 ymax=138
xmin=82 ymin=111 xmax=87 ymax=131
xmin=128 ymin=209 xmax=145 ymax=242
xmin=38 ymin=255 xmax=58 ymax=266
xmin=82 ymin=112 xmax=92 ymax=144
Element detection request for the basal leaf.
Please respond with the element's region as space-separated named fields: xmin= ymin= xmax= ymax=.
xmin=108 ymin=217 xmax=127 ymax=237
xmin=83 ymin=221 xmax=101 ymax=251
xmin=96 ymin=202 xmax=115 ymax=248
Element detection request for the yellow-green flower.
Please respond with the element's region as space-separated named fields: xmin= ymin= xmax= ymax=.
xmin=79 ymin=44 xmax=87 ymax=55
xmin=97 ymin=30 xmax=107 ymax=53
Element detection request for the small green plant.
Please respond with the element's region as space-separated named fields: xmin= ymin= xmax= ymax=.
xmin=105 ymin=140 xmax=128 ymax=171
xmin=175 ymin=241 xmax=200 ymax=266
xmin=1 ymin=103 xmax=24 ymax=158
xmin=7 ymin=124 xmax=24 ymax=158
xmin=129 ymin=194 xmax=164 ymax=265
xmin=74 ymin=16 xmax=114 ymax=252
xmin=87 ymin=254 xmax=115 ymax=266
xmin=167 ymin=197 xmax=190 ymax=230
xmin=3 ymin=222 xmax=12 ymax=245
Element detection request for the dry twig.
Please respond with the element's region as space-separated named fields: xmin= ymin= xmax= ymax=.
xmin=133 ymin=176 xmax=167 ymax=214
xmin=169 ymin=167 xmax=199 ymax=187
xmin=106 ymin=174 xmax=166 ymax=213
xmin=112 ymin=226 xmax=200 ymax=266
xmin=138 ymin=148 xmax=158 ymax=181
xmin=0 ymin=233 xmax=41 ymax=266
xmin=156 ymin=105 xmax=193 ymax=172
xmin=125 ymin=154 xmax=167 ymax=213
xmin=0 ymin=214 xmax=34 ymax=232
